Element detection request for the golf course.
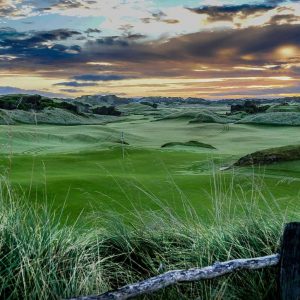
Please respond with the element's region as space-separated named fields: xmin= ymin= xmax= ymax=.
xmin=0 ymin=95 xmax=300 ymax=299
xmin=3 ymin=1 xmax=300 ymax=297
xmin=1 ymin=113 xmax=300 ymax=225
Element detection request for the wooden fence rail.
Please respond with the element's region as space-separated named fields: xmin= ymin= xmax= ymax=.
xmin=68 ymin=222 xmax=300 ymax=300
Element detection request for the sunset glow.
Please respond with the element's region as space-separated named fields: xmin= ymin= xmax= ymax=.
xmin=0 ymin=0 xmax=300 ymax=99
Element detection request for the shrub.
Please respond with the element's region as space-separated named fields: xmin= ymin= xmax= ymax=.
xmin=92 ymin=106 xmax=122 ymax=116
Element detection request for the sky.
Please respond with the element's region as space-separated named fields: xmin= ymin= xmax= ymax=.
xmin=0 ymin=0 xmax=300 ymax=99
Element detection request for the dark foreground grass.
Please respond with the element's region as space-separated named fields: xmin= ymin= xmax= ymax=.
xmin=0 ymin=175 xmax=296 ymax=300
xmin=234 ymin=144 xmax=300 ymax=166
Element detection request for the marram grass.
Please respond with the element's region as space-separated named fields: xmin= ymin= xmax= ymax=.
xmin=0 ymin=174 xmax=296 ymax=300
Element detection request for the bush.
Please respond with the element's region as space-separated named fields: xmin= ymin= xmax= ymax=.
xmin=92 ymin=106 xmax=122 ymax=116
xmin=231 ymin=101 xmax=270 ymax=114
xmin=0 ymin=95 xmax=79 ymax=113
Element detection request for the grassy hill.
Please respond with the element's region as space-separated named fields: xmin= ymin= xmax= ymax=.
xmin=234 ymin=145 xmax=300 ymax=166
xmin=0 ymin=97 xmax=300 ymax=299
xmin=0 ymin=118 xmax=299 ymax=224
xmin=237 ymin=112 xmax=300 ymax=126
xmin=0 ymin=94 xmax=124 ymax=125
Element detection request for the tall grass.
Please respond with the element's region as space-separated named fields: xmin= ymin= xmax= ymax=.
xmin=0 ymin=171 xmax=296 ymax=300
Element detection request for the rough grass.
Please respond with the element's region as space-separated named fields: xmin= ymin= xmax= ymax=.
xmin=267 ymin=104 xmax=300 ymax=113
xmin=234 ymin=144 xmax=300 ymax=167
xmin=189 ymin=110 xmax=232 ymax=124
xmin=0 ymin=174 xmax=295 ymax=300
xmin=0 ymin=108 xmax=122 ymax=125
xmin=157 ymin=111 xmax=200 ymax=120
xmin=238 ymin=112 xmax=300 ymax=126
xmin=161 ymin=140 xmax=216 ymax=149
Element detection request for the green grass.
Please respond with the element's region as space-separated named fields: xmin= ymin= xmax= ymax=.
xmin=0 ymin=115 xmax=300 ymax=299
xmin=0 ymin=119 xmax=299 ymax=224
xmin=0 ymin=174 xmax=295 ymax=300
xmin=1 ymin=147 xmax=299 ymax=225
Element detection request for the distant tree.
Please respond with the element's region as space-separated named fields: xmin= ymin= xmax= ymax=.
xmin=230 ymin=101 xmax=269 ymax=114
xmin=92 ymin=106 xmax=122 ymax=116
xmin=0 ymin=94 xmax=80 ymax=113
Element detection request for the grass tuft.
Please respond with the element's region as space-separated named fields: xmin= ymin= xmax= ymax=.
xmin=0 ymin=174 xmax=296 ymax=299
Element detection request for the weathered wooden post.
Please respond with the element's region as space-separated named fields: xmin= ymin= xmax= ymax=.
xmin=280 ymin=222 xmax=300 ymax=300
xmin=70 ymin=223 xmax=300 ymax=300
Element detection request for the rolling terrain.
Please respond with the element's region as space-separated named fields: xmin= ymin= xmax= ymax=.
xmin=0 ymin=108 xmax=299 ymax=224
xmin=0 ymin=94 xmax=300 ymax=299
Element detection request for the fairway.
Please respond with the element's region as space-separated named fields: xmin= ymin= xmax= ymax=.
xmin=1 ymin=118 xmax=299 ymax=225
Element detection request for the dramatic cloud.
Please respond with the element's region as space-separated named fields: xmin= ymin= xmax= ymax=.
xmin=141 ymin=10 xmax=180 ymax=24
xmin=78 ymin=24 xmax=300 ymax=66
xmin=85 ymin=28 xmax=101 ymax=34
xmin=59 ymin=88 xmax=84 ymax=93
xmin=267 ymin=14 xmax=300 ymax=25
xmin=51 ymin=0 xmax=83 ymax=9
xmin=54 ymin=81 xmax=98 ymax=87
xmin=210 ymin=85 xmax=300 ymax=97
xmin=72 ymin=74 xmax=133 ymax=81
xmin=0 ymin=27 xmax=81 ymax=47
xmin=31 ymin=0 xmax=86 ymax=12
xmin=0 ymin=86 xmax=65 ymax=97
xmin=0 ymin=0 xmax=25 ymax=17
xmin=0 ymin=27 xmax=82 ymax=66
xmin=1 ymin=0 xmax=300 ymax=98
xmin=187 ymin=4 xmax=276 ymax=22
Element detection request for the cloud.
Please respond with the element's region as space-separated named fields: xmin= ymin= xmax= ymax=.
xmin=59 ymin=88 xmax=84 ymax=93
xmin=94 ymin=36 xmax=130 ymax=47
xmin=162 ymin=19 xmax=180 ymax=24
xmin=0 ymin=86 xmax=65 ymax=97
xmin=141 ymin=10 xmax=180 ymax=25
xmin=54 ymin=81 xmax=98 ymax=87
xmin=1 ymin=22 xmax=300 ymax=98
xmin=291 ymin=66 xmax=300 ymax=74
xmin=35 ymin=0 xmax=85 ymax=12
xmin=0 ymin=27 xmax=82 ymax=65
xmin=0 ymin=0 xmax=95 ymax=18
xmin=187 ymin=4 xmax=276 ymax=22
xmin=3 ymin=24 xmax=300 ymax=73
xmin=267 ymin=14 xmax=300 ymax=25
xmin=0 ymin=27 xmax=81 ymax=46
xmin=51 ymin=0 xmax=83 ymax=9
xmin=264 ymin=0 xmax=300 ymax=4
xmin=80 ymin=24 xmax=300 ymax=66
xmin=85 ymin=28 xmax=101 ymax=34
xmin=0 ymin=0 xmax=26 ymax=17
xmin=32 ymin=29 xmax=81 ymax=41
xmin=126 ymin=34 xmax=147 ymax=40
xmin=211 ymin=84 xmax=300 ymax=97
xmin=72 ymin=74 xmax=133 ymax=81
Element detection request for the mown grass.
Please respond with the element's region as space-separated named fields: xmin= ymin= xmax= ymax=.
xmin=2 ymin=147 xmax=300 ymax=225
xmin=0 ymin=171 xmax=297 ymax=300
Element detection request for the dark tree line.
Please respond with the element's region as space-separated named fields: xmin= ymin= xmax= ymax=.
xmin=0 ymin=95 xmax=78 ymax=113
xmin=230 ymin=100 xmax=270 ymax=114
xmin=92 ymin=106 xmax=122 ymax=116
